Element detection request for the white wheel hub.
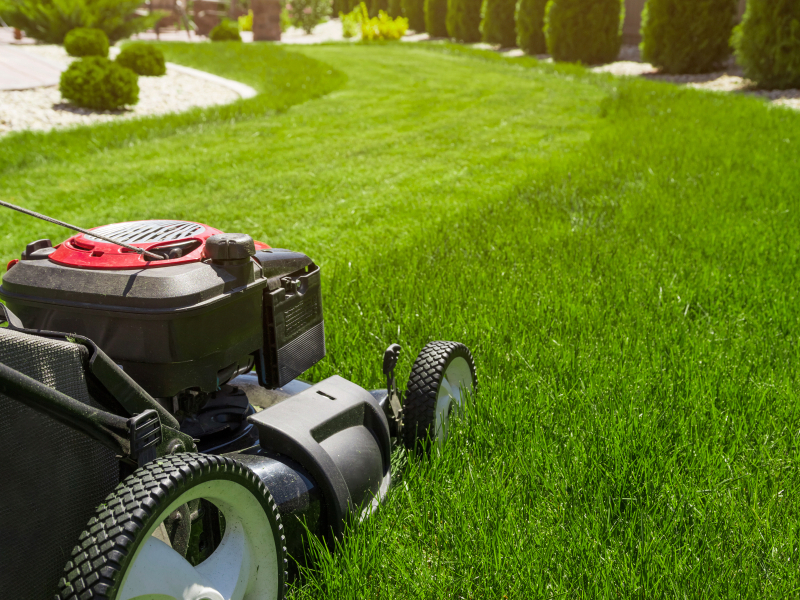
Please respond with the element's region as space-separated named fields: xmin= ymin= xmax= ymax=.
xmin=119 ymin=479 xmax=279 ymax=600
xmin=434 ymin=356 xmax=474 ymax=443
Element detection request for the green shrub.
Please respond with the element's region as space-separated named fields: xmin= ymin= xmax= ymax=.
xmin=446 ymin=0 xmax=480 ymax=41
xmin=402 ymin=0 xmax=425 ymax=31
xmin=340 ymin=8 xmax=360 ymax=36
xmin=733 ymin=0 xmax=800 ymax=89
xmin=544 ymin=0 xmax=623 ymax=64
xmin=64 ymin=27 xmax=108 ymax=57
xmin=116 ymin=43 xmax=166 ymax=76
xmin=388 ymin=0 xmax=403 ymax=18
xmin=641 ymin=0 xmax=736 ymax=74
xmin=0 ymin=0 xmax=163 ymax=44
xmin=360 ymin=4 xmax=408 ymax=38
xmin=59 ymin=56 xmax=138 ymax=110
xmin=286 ymin=0 xmax=331 ymax=32
xmin=481 ymin=0 xmax=515 ymax=46
xmin=238 ymin=9 xmax=253 ymax=30
xmin=425 ymin=0 xmax=447 ymax=36
xmin=342 ymin=2 xmax=408 ymax=39
xmin=209 ymin=19 xmax=242 ymax=41
xmin=516 ymin=0 xmax=547 ymax=54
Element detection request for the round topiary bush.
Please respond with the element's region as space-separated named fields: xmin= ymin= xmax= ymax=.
xmin=60 ymin=56 xmax=139 ymax=111
xmin=64 ymin=28 xmax=109 ymax=58
xmin=115 ymin=43 xmax=166 ymax=76
xmin=516 ymin=0 xmax=547 ymax=54
xmin=402 ymin=0 xmax=426 ymax=31
xmin=481 ymin=0 xmax=516 ymax=46
xmin=544 ymin=0 xmax=623 ymax=64
xmin=733 ymin=0 xmax=800 ymax=89
xmin=446 ymin=0 xmax=481 ymax=41
xmin=425 ymin=0 xmax=448 ymax=37
xmin=641 ymin=0 xmax=737 ymax=74
xmin=209 ymin=19 xmax=242 ymax=41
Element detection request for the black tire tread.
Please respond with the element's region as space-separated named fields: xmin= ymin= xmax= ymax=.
xmin=56 ymin=452 xmax=288 ymax=600
xmin=402 ymin=341 xmax=476 ymax=450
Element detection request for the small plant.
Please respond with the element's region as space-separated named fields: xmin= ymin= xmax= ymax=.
xmin=516 ymin=0 xmax=547 ymax=54
xmin=424 ymin=0 xmax=447 ymax=37
xmin=59 ymin=56 xmax=139 ymax=110
xmin=733 ymin=0 xmax=800 ymax=89
xmin=63 ymin=27 xmax=109 ymax=57
xmin=209 ymin=19 xmax=242 ymax=40
xmin=342 ymin=2 xmax=407 ymax=40
xmin=238 ymin=9 xmax=253 ymax=31
xmin=481 ymin=0 xmax=515 ymax=46
xmin=544 ymin=0 xmax=623 ymax=64
xmin=116 ymin=43 xmax=166 ymax=76
xmin=286 ymin=0 xmax=331 ymax=33
xmin=401 ymin=0 xmax=424 ymax=31
xmin=641 ymin=0 xmax=737 ymax=74
xmin=446 ymin=0 xmax=480 ymax=41
xmin=340 ymin=8 xmax=361 ymax=37
xmin=0 ymin=0 xmax=164 ymax=44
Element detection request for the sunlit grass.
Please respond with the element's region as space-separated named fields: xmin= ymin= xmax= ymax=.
xmin=2 ymin=41 xmax=800 ymax=597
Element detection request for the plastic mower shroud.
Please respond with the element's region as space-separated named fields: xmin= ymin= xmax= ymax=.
xmin=0 ymin=218 xmax=478 ymax=600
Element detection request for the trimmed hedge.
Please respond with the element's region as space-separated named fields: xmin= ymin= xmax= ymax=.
xmin=59 ymin=56 xmax=138 ymax=110
xmin=481 ymin=0 xmax=515 ymax=46
xmin=641 ymin=0 xmax=737 ymax=74
xmin=402 ymin=0 xmax=425 ymax=31
xmin=733 ymin=0 xmax=800 ymax=89
xmin=446 ymin=0 xmax=481 ymax=41
xmin=425 ymin=0 xmax=448 ymax=36
xmin=64 ymin=27 xmax=109 ymax=57
xmin=516 ymin=0 xmax=547 ymax=54
xmin=209 ymin=19 xmax=242 ymax=41
xmin=544 ymin=0 xmax=623 ymax=64
xmin=116 ymin=43 xmax=166 ymax=76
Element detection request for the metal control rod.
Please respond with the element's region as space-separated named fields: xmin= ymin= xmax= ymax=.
xmin=0 ymin=200 xmax=162 ymax=260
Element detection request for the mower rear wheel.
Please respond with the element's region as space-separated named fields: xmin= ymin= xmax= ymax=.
xmin=403 ymin=341 xmax=477 ymax=450
xmin=57 ymin=453 xmax=287 ymax=600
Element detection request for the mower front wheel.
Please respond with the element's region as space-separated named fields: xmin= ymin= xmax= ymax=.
xmin=403 ymin=341 xmax=477 ymax=450
xmin=57 ymin=453 xmax=287 ymax=600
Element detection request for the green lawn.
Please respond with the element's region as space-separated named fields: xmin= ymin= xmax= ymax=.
xmin=3 ymin=41 xmax=800 ymax=597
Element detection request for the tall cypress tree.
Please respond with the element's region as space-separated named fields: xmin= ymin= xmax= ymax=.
xmin=446 ymin=0 xmax=481 ymax=41
xmin=516 ymin=0 xmax=547 ymax=53
xmin=425 ymin=0 xmax=449 ymax=37
xmin=388 ymin=0 xmax=404 ymax=17
xmin=403 ymin=0 xmax=426 ymax=30
xmin=544 ymin=0 xmax=623 ymax=64
xmin=733 ymin=0 xmax=800 ymax=88
xmin=370 ymin=0 xmax=389 ymax=16
xmin=641 ymin=0 xmax=737 ymax=74
xmin=481 ymin=0 xmax=516 ymax=46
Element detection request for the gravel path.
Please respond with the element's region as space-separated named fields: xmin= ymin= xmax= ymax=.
xmin=590 ymin=45 xmax=800 ymax=111
xmin=0 ymin=45 xmax=241 ymax=136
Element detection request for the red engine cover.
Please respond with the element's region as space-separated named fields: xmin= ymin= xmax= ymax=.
xmin=48 ymin=220 xmax=268 ymax=269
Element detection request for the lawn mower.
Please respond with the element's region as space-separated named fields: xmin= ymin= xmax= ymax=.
xmin=0 ymin=206 xmax=477 ymax=600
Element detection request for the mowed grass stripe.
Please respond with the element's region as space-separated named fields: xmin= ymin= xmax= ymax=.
xmin=3 ymin=42 xmax=800 ymax=596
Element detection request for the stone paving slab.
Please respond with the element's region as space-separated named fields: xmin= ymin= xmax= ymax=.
xmin=0 ymin=44 xmax=65 ymax=90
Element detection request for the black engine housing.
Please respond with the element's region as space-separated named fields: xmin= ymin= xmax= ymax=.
xmin=0 ymin=245 xmax=325 ymax=399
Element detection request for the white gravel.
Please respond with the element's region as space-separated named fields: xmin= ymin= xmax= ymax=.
xmin=0 ymin=45 xmax=242 ymax=136
xmin=591 ymin=45 xmax=800 ymax=111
